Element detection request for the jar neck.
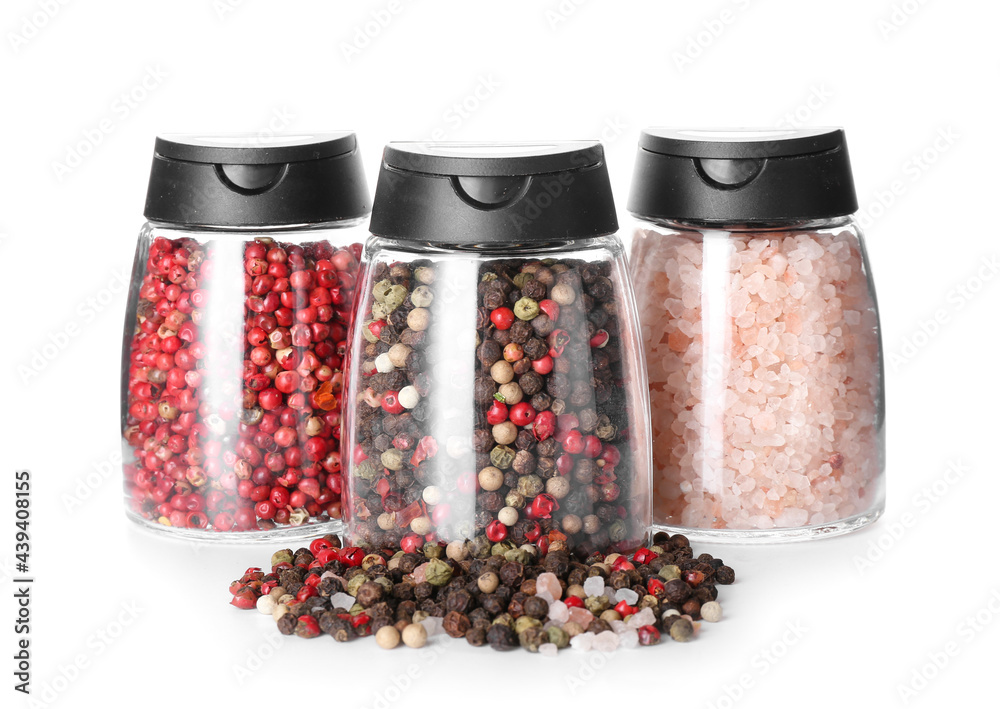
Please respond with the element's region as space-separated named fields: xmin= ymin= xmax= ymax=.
xmin=638 ymin=215 xmax=854 ymax=233
xmin=145 ymin=215 xmax=369 ymax=233
xmin=365 ymin=233 xmax=621 ymax=255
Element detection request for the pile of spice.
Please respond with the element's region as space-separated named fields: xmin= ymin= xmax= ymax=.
xmin=631 ymin=230 xmax=881 ymax=530
xmin=347 ymin=255 xmax=649 ymax=557
xmin=228 ymin=532 xmax=734 ymax=653
xmin=123 ymin=236 xmax=360 ymax=532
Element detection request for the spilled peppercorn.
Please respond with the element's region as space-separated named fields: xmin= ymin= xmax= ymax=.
xmin=228 ymin=531 xmax=735 ymax=653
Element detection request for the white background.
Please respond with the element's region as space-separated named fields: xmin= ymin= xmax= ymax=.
xmin=2 ymin=1 xmax=998 ymax=708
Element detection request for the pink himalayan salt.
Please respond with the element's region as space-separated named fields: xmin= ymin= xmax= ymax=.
xmin=631 ymin=227 xmax=881 ymax=530
xmin=567 ymin=607 xmax=595 ymax=630
xmin=535 ymin=572 xmax=562 ymax=602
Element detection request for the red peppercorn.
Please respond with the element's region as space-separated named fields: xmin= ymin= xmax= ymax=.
xmin=486 ymin=520 xmax=508 ymax=542
xmin=538 ymin=299 xmax=560 ymax=321
xmin=490 ymin=307 xmax=515 ymax=330
xmin=528 ymin=493 xmax=557 ymax=519
xmin=509 ymin=402 xmax=537 ymax=427
xmin=564 ymin=595 xmax=584 ymax=609
xmin=614 ymin=600 xmax=636 ymax=617
xmin=583 ymin=435 xmax=603 ymax=459
xmin=633 ymin=547 xmax=657 ymax=565
xmin=611 ymin=555 xmax=634 ymax=571
xmin=547 ymin=329 xmax=571 ymax=358
xmin=589 ymin=329 xmax=610 ymax=348
xmin=486 ymin=400 xmax=509 ymax=425
xmin=647 ymin=578 xmax=666 ymax=596
xmin=530 ymin=355 xmax=554 ymax=375
xmin=532 ymin=411 xmax=556 ymax=442
xmin=340 ymin=547 xmax=365 ymax=567
xmin=637 ymin=625 xmax=661 ymax=646
xmin=562 ymin=430 xmax=585 ymax=455
xmin=380 ymin=391 xmax=405 ymax=414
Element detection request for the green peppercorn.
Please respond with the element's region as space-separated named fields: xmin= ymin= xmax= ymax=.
xmin=514 ymin=615 xmax=542 ymax=634
xmin=516 ymin=475 xmax=544 ymax=498
xmin=380 ymin=449 xmax=404 ymax=471
xmin=518 ymin=626 xmax=547 ymax=653
xmin=505 ymin=490 xmax=526 ymax=509
xmin=410 ymin=286 xmax=434 ymax=308
xmin=424 ymin=558 xmax=453 ymax=586
xmin=585 ymin=595 xmax=610 ymax=614
xmin=669 ymin=617 xmax=694 ymax=642
xmin=270 ymin=549 xmax=294 ymax=567
xmin=423 ymin=543 xmax=445 ymax=560
xmin=608 ymin=519 xmax=628 ymax=542
xmin=491 ymin=541 xmax=516 ymax=557
xmin=504 ymin=548 xmax=532 ymax=565
xmin=547 ymin=626 xmax=570 ymax=648
xmin=492 ymin=613 xmax=514 ymax=629
xmin=513 ymin=297 xmax=540 ymax=321
xmin=383 ymin=285 xmax=408 ymax=312
xmin=346 ymin=575 xmax=367 ymax=598
xmin=490 ymin=445 xmax=516 ymax=470
xmin=658 ymin=565 xmax=682 ymax=581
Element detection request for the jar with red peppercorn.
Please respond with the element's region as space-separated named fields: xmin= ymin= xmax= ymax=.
xmin=343 ymin=142 xmax=652 ymax=557
xmin=122 ymin=133 xmax=370 ymax=539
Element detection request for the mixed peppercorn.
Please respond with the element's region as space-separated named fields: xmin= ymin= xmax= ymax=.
xmin=229 ymin=532 xmax=735 ymax=652
xmin=123 ymin=235 xmax=361 ymax=532
xmin=346 ymin=255 xmax=645 ymax=556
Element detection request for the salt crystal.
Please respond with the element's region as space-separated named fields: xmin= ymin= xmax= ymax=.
xmin=618 ymin=629 xmax=640 ymax=649
xmin=420 ymin=616 xmax=443 ymax=637
xmin=567 ymin=607 xmax=594 ymax=629
xmin=583 ymin=576 xmax=605 ymax=597
xmin=330 ymin=593 xmax=355 ymax=610
xmin=570 ymin=632 xmax=594 ymax=651
xmin=536 ymin=589 xmax=555 ymax=604
xmin=617 ymin=588 xmax=639 ymax=606
xmin=610 ymin=620 xmax=628 ymax=634
xmin=604 ymin=587 xmax=618 ymax=604
xmin=539 ymin=643 xmax=559 ymax=657
xmin=627 ymin=607 xmax=656 ymax=629
xmin=592 ymin=631 xmax=620 ymax=653
xmin=536 ymin=572 xmax=562 ymax=601
xmin=548 ymin=600 xmax=570 ymax=624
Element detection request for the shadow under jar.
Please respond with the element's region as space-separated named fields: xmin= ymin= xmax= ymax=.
xmin=628 ymin=128 xmax=884 ymax=541
xmin=343 ymin=142 xmax=652 ymax=557
xmin=121 ymin=133 xmax=370 ymax=540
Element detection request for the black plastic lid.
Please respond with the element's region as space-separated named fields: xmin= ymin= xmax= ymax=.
xmin=627 ymin=128 xmax=858 ymax=223
xmin=369 ymin=142 xmax=618 ymax=244
xmin=144 ymin=132 xmax=370 ymax=227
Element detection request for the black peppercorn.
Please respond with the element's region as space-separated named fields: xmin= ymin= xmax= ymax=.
xmin=523 ymin=595 xmax=549 ymax=620
xmin=466 ymin=627 xmax=488 ymax=647
xmin=663 ymin=579 xmax=691 ymax=604
xmin=486 ymin=623 xmax=518 ymax=651
xmin=715 ymin=566 xmax=736 ymax=585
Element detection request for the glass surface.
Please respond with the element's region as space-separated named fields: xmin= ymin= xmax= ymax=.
xmin=631 ymin=217 xmax=884 ymax=541
xmin=121 ymin=222 xmax=365 ymax=540
xmin=343 ymin=236 xmax=651 ymax=556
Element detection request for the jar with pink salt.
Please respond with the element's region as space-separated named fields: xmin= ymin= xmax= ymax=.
xmin=627 ymin=128 xmax=884 ymax=541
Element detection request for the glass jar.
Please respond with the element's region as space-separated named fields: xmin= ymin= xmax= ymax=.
xmin=343 ymin=142 xmax=652 ymax=557
xmin=122 ymin=133 xmax=370 ymax=540
xmin=628 ymin=128 xmax=884 ymax=541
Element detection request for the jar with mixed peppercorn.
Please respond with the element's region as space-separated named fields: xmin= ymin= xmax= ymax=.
xmin=343 ymin=142 xmax=652 ymax=557
xmin=122 ymin=133 xmax=370 ymax=539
